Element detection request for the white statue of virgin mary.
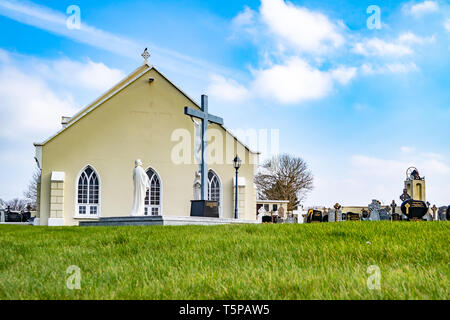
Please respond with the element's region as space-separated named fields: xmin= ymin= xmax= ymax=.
xmin=130 ymin=159 xmax=150 ymax=216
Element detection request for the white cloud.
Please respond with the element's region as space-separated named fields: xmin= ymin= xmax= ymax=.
xmin=445 ymin=19 xmax=450 ymax=31
xmin=401 ymin=146 xmax=416 ymax=153
xmin=405 ymin=1 xmax=439 ymax=17
xmin=353 ymin=32 xmax=434 ymax=57
xmin=0 ymin=0 xmax=235 ymax=81
xmin=0 ymin=65 xmax=76 ymax=138
xmin=352 ymin=38 xmax=413 ymax=57
xmin=398 ymin=32 xmax=435 ymax=44
xmin=330 ymin=66 xmax=357 ymax=85
xmin=43 ymin=59 xmax=125 ymax=92
xmin=232 ymin=6 xmax=256 ymax=27
xmin=361 ymin=62 xmax=419 ymax=75
xmin=208 ymin=75 xmax=249 ymax=102
xmin=0 ymin=50 xmax=125 ymax=140
xmin=259 ymin=0 xmax=344 ymax=54
xmin=251 ymin=57 xmax=333 ymax=104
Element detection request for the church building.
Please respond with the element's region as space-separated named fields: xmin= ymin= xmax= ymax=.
xmin=33 ymin=60 xmax=259 ymax=226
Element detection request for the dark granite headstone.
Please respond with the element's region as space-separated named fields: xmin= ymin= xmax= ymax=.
xmin=401 ymin=200 xmax=428 ymax=221
xmin=6 ymin=211 xmax=22 ymax=222
xmin=262 ymin=216 xmax=272 ymax=223
xmin=447 ymin=206 xmax=450 ymax=221
xmin=347 ymin=212 xmax=361 ymax=221
xmin=307 ymin=209 xmax=323 ymax=223
xmin=391 ymin=213 xmax=402 ymax=221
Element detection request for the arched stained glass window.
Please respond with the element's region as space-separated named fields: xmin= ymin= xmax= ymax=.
xmin=208 ymin=170 xmax=221 ymax=213
xmin=77 ymin=166 xmax=100 ymax=216
xmin=145 ymin=168 xmax=162 ymax=216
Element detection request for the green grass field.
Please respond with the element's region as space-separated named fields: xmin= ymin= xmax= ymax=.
xmin=0 ymin=222 xmax=448 ymax=300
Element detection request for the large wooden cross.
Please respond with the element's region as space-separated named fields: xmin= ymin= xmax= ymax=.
xmin=185 ymin=95 xmax=223 ymax=201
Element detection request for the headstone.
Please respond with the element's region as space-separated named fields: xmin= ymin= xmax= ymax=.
xmin=361 ymin=209 xmax=370 ymax=220
xmin=379 ymin=208 xmax=391 ymax=221
xmin=285 ymin=216 xmax=297 ymax=224
xmin=0 ymin=210 xmax=4 ymax=222
xmin=347 ymin=212 xmax=361 ymax=221
xmin=368 ymin=200 xmax=381 ymax=221
xmin=447 ymin=206 xmax=450 ymax=221
xmin=400 ymin=188 xmax=411 ymax=202
xmin=438 ymin=206 xmax=447 ymax=221
xmin=401 ymin=200 xmax=428 ymax=221
xmin=6 ymin=210 xmax=21 ymax=223
xmin=257 ymin=206 xmax=266 ymax=223
xmin=262 ymin=215 xmax=272 ymax=223
xmin=307 ymin=209 xmax=323 ymax=223
xmin=329 ymin=209 xmax=343 ymax=222
xmin=278 ymin=206 xmax=285 ymax=218
xmin=423 ymin=211 xmax=433 ymax=221
xmin=431 ymin=205 xmax=438 ymax=221
xmin=390 ymin=200 xmax=401 ymax=221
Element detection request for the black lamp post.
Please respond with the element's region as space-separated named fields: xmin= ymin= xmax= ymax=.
xmin=233 ymin=155 xmax=242 ymax=219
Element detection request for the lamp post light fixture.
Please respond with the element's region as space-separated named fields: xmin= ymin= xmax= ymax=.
xmin=233 ymin=155 xmax=242 ymax=219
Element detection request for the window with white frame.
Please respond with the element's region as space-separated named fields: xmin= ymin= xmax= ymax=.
xmin=76 ymin=166 xmax=100 ymax=217
xmin=144 ymin=168 xmax=161 ymax=216
xmin=208 ymin=170 xmax=221 ymax=209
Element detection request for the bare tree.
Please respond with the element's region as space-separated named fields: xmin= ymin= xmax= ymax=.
xmin=23 ymin=168 xmax=40 ymax=210
xmin=4 ymin=198 xmax=29 ymax=212
xmin=255 ymin=154 xmax=314 ymax=211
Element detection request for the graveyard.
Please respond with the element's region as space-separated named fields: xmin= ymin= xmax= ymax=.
xmin=0 ymin=221 xmax=448 ymax=300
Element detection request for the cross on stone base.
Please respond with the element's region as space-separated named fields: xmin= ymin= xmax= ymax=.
xmin=184 ymin=95 xmax=223 ymax=200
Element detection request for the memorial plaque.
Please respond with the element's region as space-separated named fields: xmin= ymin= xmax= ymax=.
xmin=262 ymin=216 xmax=272 ymax=223
xmin=400 ymin=200 xmax=428 ymax=221
xmin=307 ymin=209 xmax=322 ymax=223
xmin=391 ymin=213 xmax=401 ymax=221
xmin=6 ymin=210 xmax=21 ymax=222
xmin=190 ymin=200 xmax=219 ymax=218
xmin=347 ymin=212 xmax=361 ymax=221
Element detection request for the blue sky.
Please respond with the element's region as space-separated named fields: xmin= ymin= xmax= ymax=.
xmin=0 ymin=0 xmax=449 ymax=207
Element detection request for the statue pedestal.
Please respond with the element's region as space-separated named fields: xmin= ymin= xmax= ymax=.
xmin=190 ymin=200 xmax=219 ymax=218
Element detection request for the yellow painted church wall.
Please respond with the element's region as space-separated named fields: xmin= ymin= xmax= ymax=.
xmin=39 ymin=67 xmax=257 ymax=226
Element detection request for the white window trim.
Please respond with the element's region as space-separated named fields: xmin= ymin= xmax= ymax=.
xmin=144 ymin=166 xmax=163 ymax=216
xmin=74 ymin=165 xmax=101 ymax=219
xmin=208 ymin=169 xmax=223 ymax=218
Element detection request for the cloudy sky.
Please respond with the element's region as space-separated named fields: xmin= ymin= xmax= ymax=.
xmin=0 ymin=0 xmax=449 ymax=207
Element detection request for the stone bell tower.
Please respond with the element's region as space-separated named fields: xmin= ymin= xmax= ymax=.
xmin=404 ymin=167 xmax=426 ymax=202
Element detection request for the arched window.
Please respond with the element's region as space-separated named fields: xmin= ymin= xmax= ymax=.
xmin=208 ymin=170 xmax=221 ymax=214
xmin=76 ymin=166 xmax=100 ymax=217
xmin=145 ymin=168 xmax=162 ymax=216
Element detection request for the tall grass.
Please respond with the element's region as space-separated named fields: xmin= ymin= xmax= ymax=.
xmin=0 ymin=222 xmax=448 ymax=300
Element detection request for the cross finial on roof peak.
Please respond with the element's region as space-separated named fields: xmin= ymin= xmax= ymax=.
xmin=141 ymin=48 xmax=150 ymax=64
